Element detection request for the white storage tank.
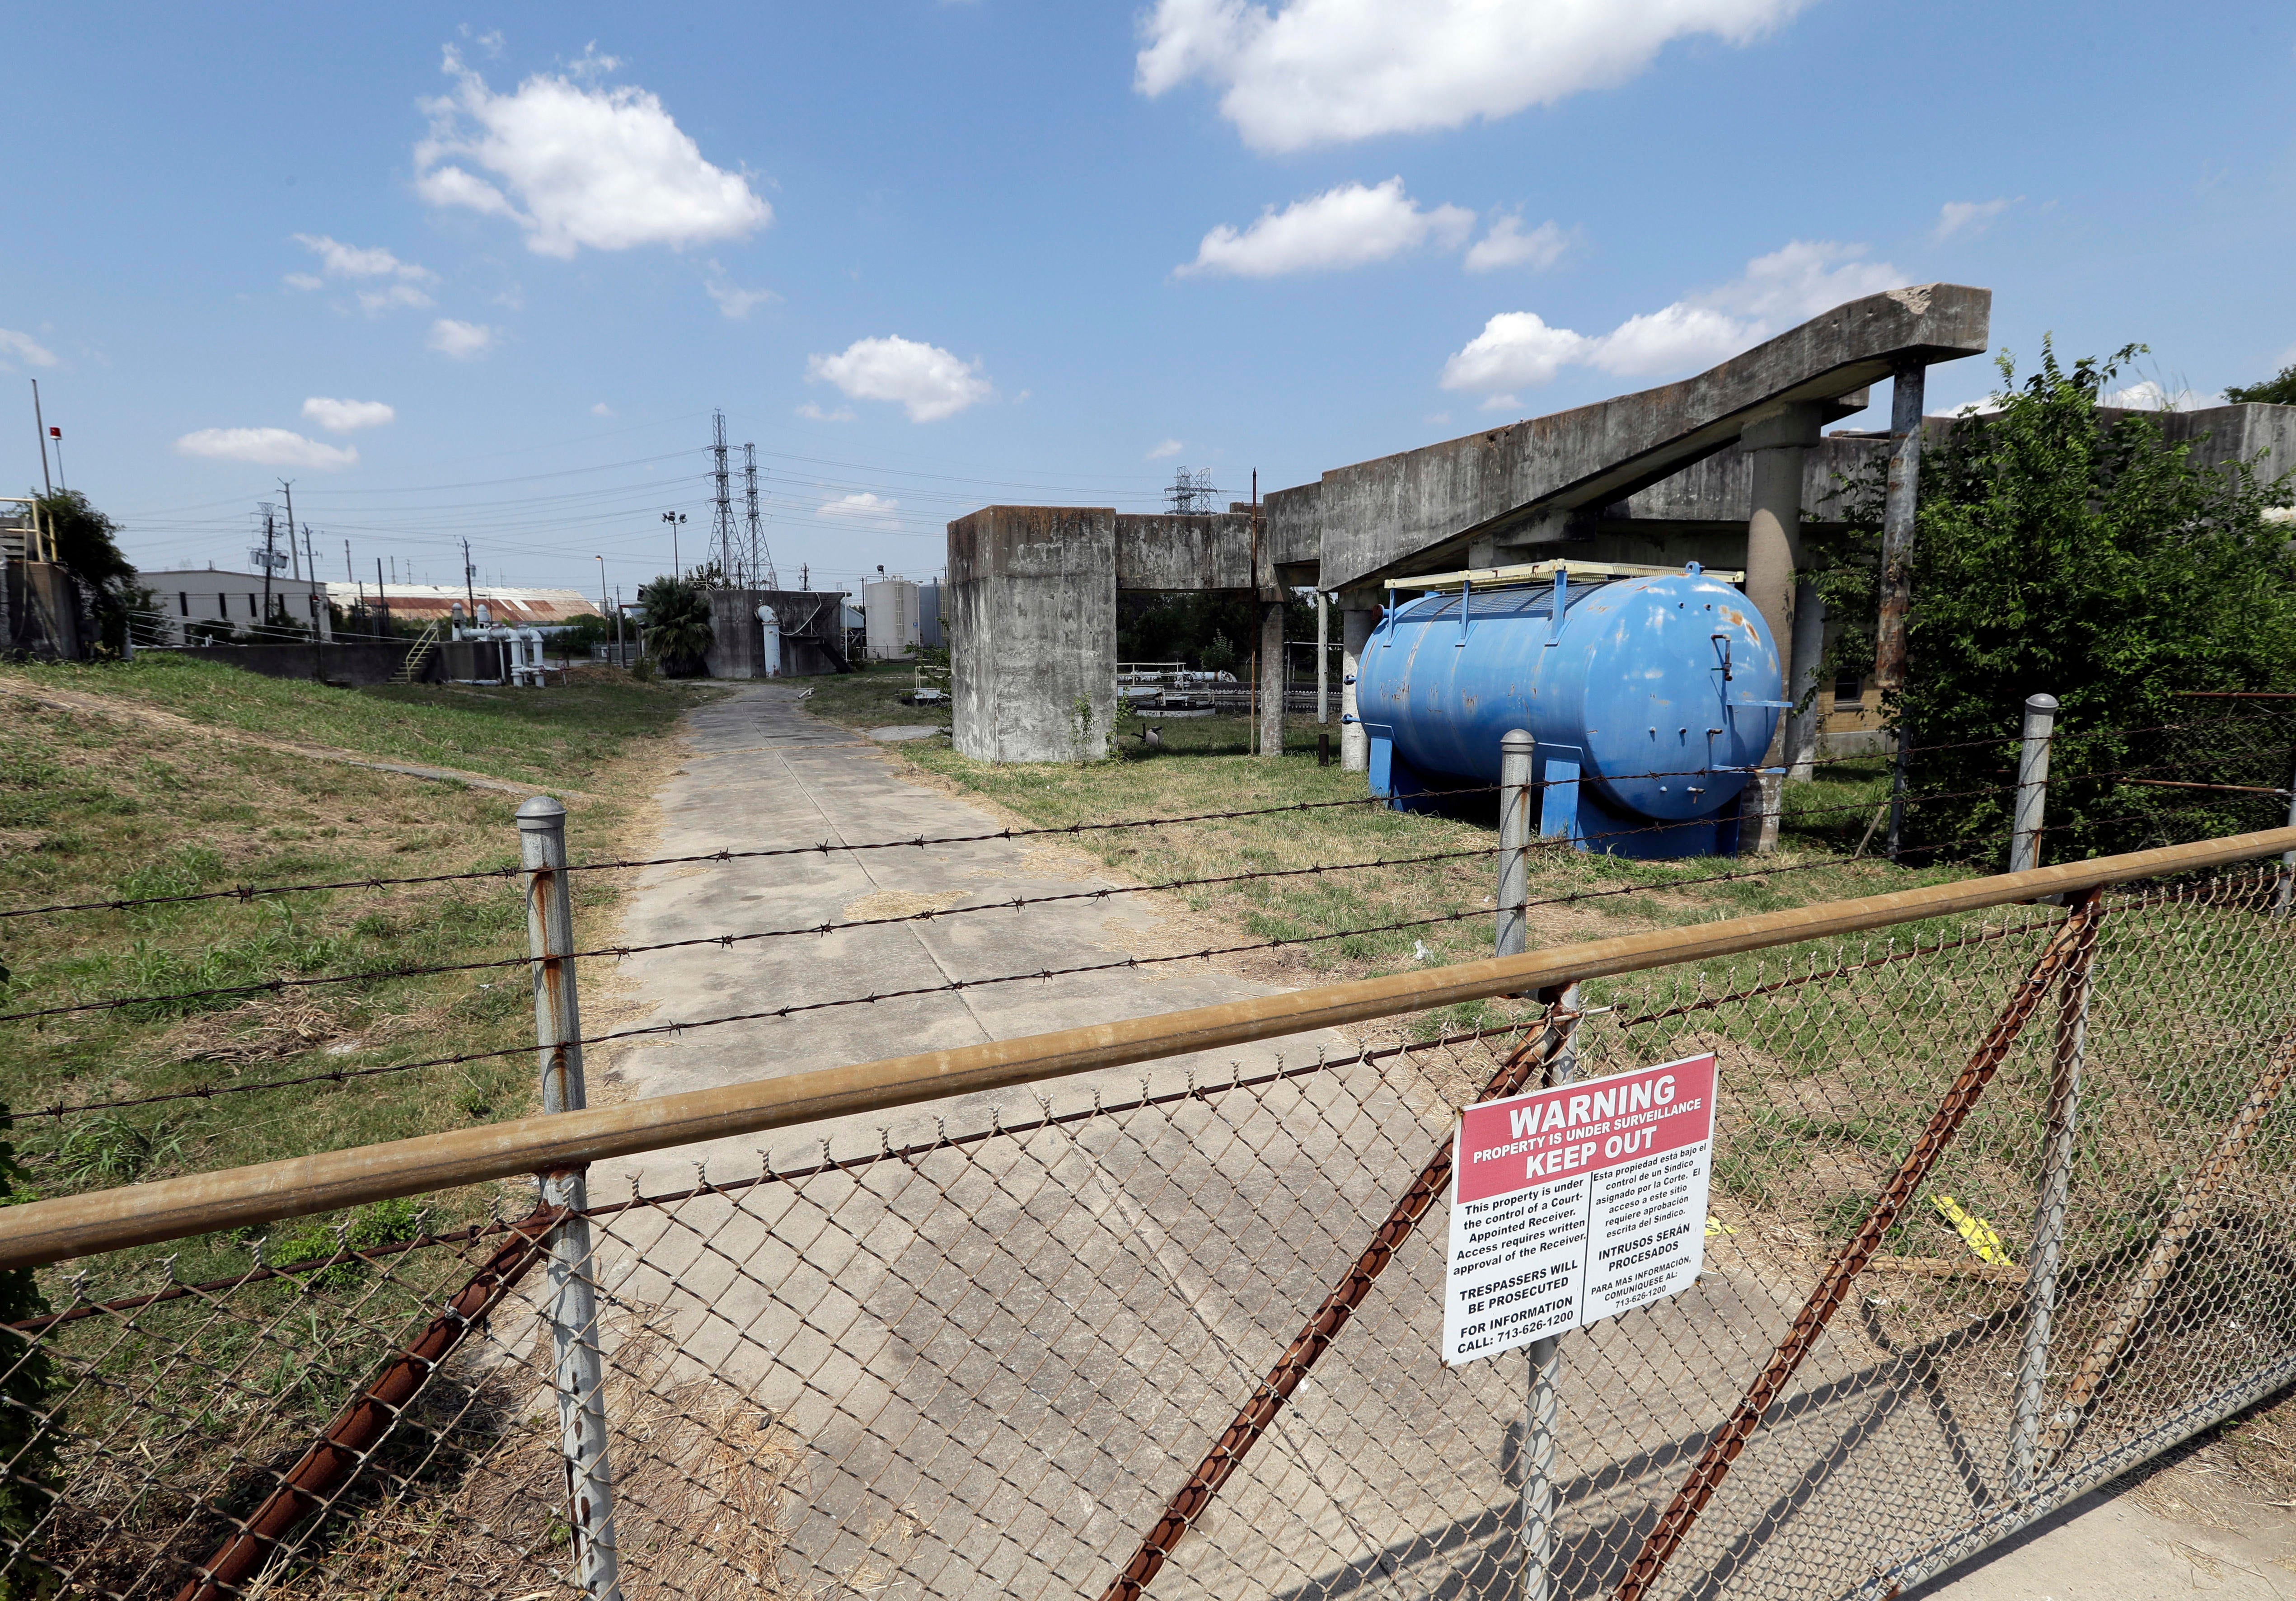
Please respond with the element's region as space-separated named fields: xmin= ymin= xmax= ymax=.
xmin=863 ymin=577 xmax=922 ymax=660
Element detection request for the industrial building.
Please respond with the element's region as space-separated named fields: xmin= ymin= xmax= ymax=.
xmin=318 ymin=583 xmax=601 ymax=628
xmin=139 ymin=566 xmax=336 ymax=643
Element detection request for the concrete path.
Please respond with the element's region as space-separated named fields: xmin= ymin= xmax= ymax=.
xmin=586 ymin=682 xmax=1356 ymax=1186
xmin=555 ymin=685 xmax=2296 ymax=1601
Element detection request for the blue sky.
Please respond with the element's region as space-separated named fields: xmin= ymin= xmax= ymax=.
xmin=6 ymin=1 xmax=2293 ymax=600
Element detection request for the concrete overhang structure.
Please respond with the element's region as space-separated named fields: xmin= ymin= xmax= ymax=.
xmin=949 ymin=286 xmax=2038 ymax=765
xmin=1264 ymin=283 xmax=1992 ymax=597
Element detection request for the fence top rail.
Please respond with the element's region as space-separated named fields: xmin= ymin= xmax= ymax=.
xmin=3 ymin=824 xmax=2290 ymax=1273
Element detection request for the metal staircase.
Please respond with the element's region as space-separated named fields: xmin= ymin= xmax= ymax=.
xmin=392 ymin=620 xmax=443 ymax=685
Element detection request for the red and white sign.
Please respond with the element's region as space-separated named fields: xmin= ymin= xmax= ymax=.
xmin=1441 ymin=1052 xmax=1715 ymax=1366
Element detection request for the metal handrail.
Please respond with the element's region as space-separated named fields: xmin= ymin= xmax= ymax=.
xmin=4 ymin=826 xmax=2291 ymax=1272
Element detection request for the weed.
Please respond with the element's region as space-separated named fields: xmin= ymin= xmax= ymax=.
xmin=46 ymin=1116 xmax=188 ymax=1188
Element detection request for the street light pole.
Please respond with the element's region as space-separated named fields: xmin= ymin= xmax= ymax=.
xmin=661 ymin=511 xmax=685 ymax=578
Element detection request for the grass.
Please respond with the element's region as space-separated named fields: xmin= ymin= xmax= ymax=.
xmin=795 ymin=676 xmax=1985 ymax=1044
xmin=0 ymin=653 xmax=726 ymax=1291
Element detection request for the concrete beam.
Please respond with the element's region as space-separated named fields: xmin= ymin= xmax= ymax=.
xmin=1114 ymin=513 xmax=1254 ymax=591
xmin=1292 ymin=283 xmax=1991 ymax=591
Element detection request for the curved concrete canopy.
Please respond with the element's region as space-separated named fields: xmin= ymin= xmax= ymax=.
xmin=1269 ymin=283 xmax=1992 ymax=593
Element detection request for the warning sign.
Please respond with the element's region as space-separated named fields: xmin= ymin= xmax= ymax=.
xmin=1441 ymin=1053 xmax=1716 ymax=1366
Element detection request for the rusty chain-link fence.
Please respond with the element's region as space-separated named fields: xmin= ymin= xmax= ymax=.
xmin=2 ymin=840 xmax=2291 ymax=1600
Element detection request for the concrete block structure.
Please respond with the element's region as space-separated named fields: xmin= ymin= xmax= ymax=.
xmin=948 ymin=282 xmax=2296 ymax=771
xmin=948 ymin=506 xmax=1266 ymax=762
xmin=703 ymin=588 xmax=852 ymax=678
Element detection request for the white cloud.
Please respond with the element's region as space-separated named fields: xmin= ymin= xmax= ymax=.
xmin=356 ymin=283 xmax=436 ymax=315
xmin=427 ymin=318 xmax=497 ymax=358
xmin=1464 ymin=215 xmax=1569 ymax=274
xmin=175 ymin=427 xmax=359 ymax=470
xmin=705 ymin=272 xmax=779 ymax=319
xmin=2103 ymin=380 xmax=2207 ymax=411
xmin=1179 ymin=178 xmax=1473 ymax=277
xmin=302 ymin=397 xmax=396 ymax=433
xmin=807 ymin=335 xmax=991 ymax=423
xmin=0 ymin=329 xmax=58 ymax=369
xmin=292 ymin=234 xmax=438 ymax=283
xmin=1147 ymin=438 xmax=1185 ymax=460
xmin=590 ymin=401 xmax=615 ymax=417
xmin=1440 ymin=240 xmax=1901 ymax=399
xmin=817 ymin=492 xmax=902 ymax=526
xmin=1935 ymin=197 xmax=2016 ymax=240
xmin=1424 ymin=410 xmax=1451 ymax=426
xmin=415 ymin=47 xmax=770 ymax=258
xmin=1137 ymin=0 xmax=1818 ymax=153
xmin=796 ymin=401 xmax=856 ymax=423
xmin=282 ymin=272 xmax=325 ymax=291
xmin=1440 ymin=312 xmax=1591 ymax=392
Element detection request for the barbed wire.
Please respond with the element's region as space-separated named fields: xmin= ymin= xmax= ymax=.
xmin=0 ymin=775 xmax=2090 ymax=1029
xmin=15 ymin=849 xmax=1899 ymax=1122
xmin=0 ymin=844 xmax=1503 ymax=1025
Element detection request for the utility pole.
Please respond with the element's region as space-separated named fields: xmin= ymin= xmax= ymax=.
xmin=279 ymin=480 xmax=300 ymax=582
xmin=30 ymin=380 xmax=52 ymax=496
xmin=376 ymin=556 xmax=391 ymax=636
xmin=259 ymin=507 xmax=278 ymax=632
xmin=47 ymin=426 xmax=66 ymax=493
xmin=463 ymin=537 xmax=479 ymax=621
xmin=711 ymin=410 xmax=735 ymax=586
xmin=302 ymin=522 xmax=323 ymax=643
xmin=743 ymin=442 xmax=778 ymax=589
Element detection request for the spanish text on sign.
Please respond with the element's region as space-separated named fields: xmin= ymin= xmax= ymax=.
xmin=1441 ymin=1052 xmax=1716 ymax=1366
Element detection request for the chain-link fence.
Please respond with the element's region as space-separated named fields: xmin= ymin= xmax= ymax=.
xmin=2 ymin=839 xmax=2291 ymax=1600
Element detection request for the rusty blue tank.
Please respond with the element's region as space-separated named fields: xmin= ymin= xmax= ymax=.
xmin=1351 ymin=564 xmax=1785 ymax=858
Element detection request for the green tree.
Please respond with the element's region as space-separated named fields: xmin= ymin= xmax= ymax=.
xmin=636 ymin=575 xmax=713 ymax=676
xmin=1898 ymin=342 xmax=2296 ymax=859
xmin=2224 ymin=365 xmax=2296 ymax=405
xmin=29 ymin=491 xmax=141 ymax=657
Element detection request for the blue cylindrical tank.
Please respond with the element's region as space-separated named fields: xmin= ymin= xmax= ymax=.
xmin=1353 ymin=566 xmax=1784 ymax=856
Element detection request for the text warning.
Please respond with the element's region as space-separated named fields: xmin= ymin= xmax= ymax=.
xmin=1441 ymin=1052 xmax=1715 ymax=1366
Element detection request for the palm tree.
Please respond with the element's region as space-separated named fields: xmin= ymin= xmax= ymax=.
xmin=637 ymin=575 xmax=714 ymax=676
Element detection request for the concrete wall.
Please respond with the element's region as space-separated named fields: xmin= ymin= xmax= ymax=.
xmin=704 ymin=589 xmax=848 ymax=678
xmin=1112 ymin=512 xmax=1254 ymax=590
xmin=950 ymin=507 xmax=1117 ymax=762
xmin=5 ymin=560 xmax=85 ymax=658
xmin=169 ymin=640 xmax=441 ymax=686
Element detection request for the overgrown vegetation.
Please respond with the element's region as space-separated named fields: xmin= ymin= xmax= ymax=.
xmin=1808 ymin=343 xmax=2296 ymax=861
xmin=635 ymin=575 xmax=714 ymax=676
xmin=0 ymin=655 xmax=720 ymax=1272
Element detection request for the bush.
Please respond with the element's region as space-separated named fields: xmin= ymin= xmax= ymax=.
xmin=1811 ymin=343 xmax=2296 ymax=862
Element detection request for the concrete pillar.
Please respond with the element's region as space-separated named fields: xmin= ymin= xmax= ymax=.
xmin=1785 ymin=578 xmax=1824 ymax=781
xmin=1341 ymin=607 xmax=1374 ymax=771
xmin=947 ymin=507 xmax=1118 ymax=763
xmin=1739 ymin=406 xmax=1824 ymax=851
xmin=1258 ymin=600 xmax=1285 ymax=757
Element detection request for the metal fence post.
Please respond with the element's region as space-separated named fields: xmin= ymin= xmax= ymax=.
xmin=2006 ymin=904 xmax=2098 ymax=1493
xmin=518 ymin=795 xmax=623 ymax=1600
xmin=2277 ymin=749 xmax=2296 ymax=920
xmin=1498 ymin=730 xmax=1534 ymax=959
xmin=1520 ymin=981 xmax=1579 ymax=1601
xmin=2010 ymin=693 xmax=2057 ymax=876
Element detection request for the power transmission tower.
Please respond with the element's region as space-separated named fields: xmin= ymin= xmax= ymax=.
xmin=711 ymin=409 xmax=736 ymax=587
xmin=1164 ymin=466 xmax=1220 ymax=514
xmin=744 ymin=442 xmax=779 ymax=590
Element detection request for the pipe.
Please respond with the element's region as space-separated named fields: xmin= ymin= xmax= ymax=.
xmin=5 ymin=829 xmax=2293 ymax=1272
